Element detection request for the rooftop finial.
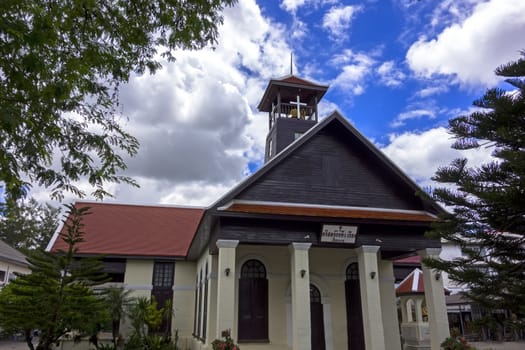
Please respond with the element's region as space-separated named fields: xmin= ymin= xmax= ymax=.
xmin=290 ymin=52 xmax=293 ymax=75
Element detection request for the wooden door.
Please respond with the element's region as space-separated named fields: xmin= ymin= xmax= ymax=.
xmin=238 ymin=260 xmax=268 ymax=341
xmin=310 ymin=284 xmax=326 ymax=350
xmin=346 ymin=263 xmax=365 ymax=350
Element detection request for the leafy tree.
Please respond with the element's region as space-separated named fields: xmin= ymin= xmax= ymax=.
xmin=426 ymin=52 xmax=525 ymax=316
xmin=0 ymin=197 xmax=60 ymax=251
xmin=0 ymin=204 xmax=109 ymax=350
xmin=0 ymin=0 xmax=237 ymax=203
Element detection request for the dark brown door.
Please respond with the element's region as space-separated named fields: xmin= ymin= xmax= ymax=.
xmin=345 ymin=263 xmax=365 ymax=350
xmin=238 ymin=260 xmax=268 ymax=341
xmin=310 ymin=284 xmax=326 ymax=350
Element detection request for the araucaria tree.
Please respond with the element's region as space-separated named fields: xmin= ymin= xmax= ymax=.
xmin=0 ymin=204 xmax=109 ymax=350
xmin=0 ymin=0 xmax=237 ymax=202
xmin=426 ymin=52 xmax=525 ymax=316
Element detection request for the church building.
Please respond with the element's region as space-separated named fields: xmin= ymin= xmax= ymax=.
xmin=48 ymin=74 xmax=450 ymax=350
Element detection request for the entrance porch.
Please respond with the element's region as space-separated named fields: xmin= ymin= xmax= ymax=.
xmin=188 ymin=243 xmax=448 ymax=350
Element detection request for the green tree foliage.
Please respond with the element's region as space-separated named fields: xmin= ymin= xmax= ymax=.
xmin=0 ymin=0 xmax=237 ymax=202
xmin=0 ymin=197 xmax=60 ymax=251
xmin=426 ymin=52 xmax=525 ymax=315
xmin=0 ymin=204 xmax=109 ymax=350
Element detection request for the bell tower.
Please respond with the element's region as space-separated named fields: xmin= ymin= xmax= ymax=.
xmin=257 ymin=75 xmax=329 ymax=162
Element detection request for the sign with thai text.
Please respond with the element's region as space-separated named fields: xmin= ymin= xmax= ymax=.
xmin=321 ymin=225 xmax=358 ymax=243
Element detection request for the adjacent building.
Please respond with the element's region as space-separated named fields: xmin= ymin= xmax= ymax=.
xmin=0 ymin=240 xmax=30 ymax=289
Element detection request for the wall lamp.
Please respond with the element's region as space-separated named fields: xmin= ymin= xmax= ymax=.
xmin=434 ymin=272 xmax=441 ymax=281
xmin=225 ymin=268 xmax=231 ymax=277
xmin=370 ymin=271 xmax=376 ymax=280
xmin=300 ymin=269 xmax=306 ymax=278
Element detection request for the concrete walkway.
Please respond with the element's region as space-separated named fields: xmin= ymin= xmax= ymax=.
xmin=471 ymin=341 xmax=525 ymax=350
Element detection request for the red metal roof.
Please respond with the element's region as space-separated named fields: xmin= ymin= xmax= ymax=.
xmin=279 ymin=75 xmax=320 ymax=86
xmin=395 ymin=255 xmax=421 ymax=264
xmin=396 ymin=268 xmax=425 ymax=295
xmin=49 ymin=202 xmax=204 ymax=258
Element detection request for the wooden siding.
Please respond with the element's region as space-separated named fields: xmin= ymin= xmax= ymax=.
xmin=240 ymin=121 xmax=427 ymax=211
xmin=216 ymin=217 xmax=440 ymax=254
xmin=266 ymin=117 xmax=317 ymax=161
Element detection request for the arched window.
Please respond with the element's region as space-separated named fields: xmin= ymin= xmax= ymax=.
xmin=202 ymin=263 xmax=209 ymax=340
xmin=241 ymin=259 xmax=266 ymax=278
xmin=310 ymin=284 xmax=322 ymax=303
xmin=346 ymin=262 xmax=359 ymax=280
xmin=238 ymin=259 xmax=268 ymax=341
xmin=196 ymin=268 xmax=203 ymax=337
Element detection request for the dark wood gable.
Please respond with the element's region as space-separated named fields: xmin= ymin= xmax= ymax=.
xmin=187 ymin=112 xmax=443 ymax=260
xmin=237 ymin=116 xmax=428 ymax=212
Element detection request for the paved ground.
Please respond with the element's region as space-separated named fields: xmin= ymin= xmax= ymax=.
xmin=470 ymin=341 xmax=525 ymax=350
xmin=1 ymin=340 xmax=525 ymax=349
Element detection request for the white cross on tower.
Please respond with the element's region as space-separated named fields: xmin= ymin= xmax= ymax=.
xmin=290 ymin=95 xmax=307 ymax=119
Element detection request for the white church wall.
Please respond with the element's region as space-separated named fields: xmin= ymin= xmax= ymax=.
xmin=172 ymin=260 xmax=198 ymax=349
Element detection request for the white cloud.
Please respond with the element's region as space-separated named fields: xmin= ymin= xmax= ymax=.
xmin=28 ymin=0 xmax=292 ymax=207
xmin=380 ymin=127 xmax=494 ymax=189
xmin=391 ymin=109 xmax=436 ymax=128
xmin=376 ymin=61 xmax=406 ymax=87
xmin=281 ymin=0 xmax=308 ymax=13
xmin=331 ymin=50 xmax=375 ymax=95
xmin=322 ymin=5 xmax=362 ymax=41
xmin=406 ymin=0 xmax=525 ymax=87
xmin=280 ymin=0 xmax=338 ymax=13
xmin=416 ymin=85 xmax=449 ymax=98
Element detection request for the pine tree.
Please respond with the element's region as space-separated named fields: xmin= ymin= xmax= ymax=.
xmin=0 ymin=204 xmax=109 ymax=350
xmin=426 ymin=52 xmax=525 ymax=317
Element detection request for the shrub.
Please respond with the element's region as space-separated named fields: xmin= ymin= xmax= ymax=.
xmin=211 ymin=330 xmax=240 ymax=350
xmin=441 ymin=335 xmax=477 ymax=350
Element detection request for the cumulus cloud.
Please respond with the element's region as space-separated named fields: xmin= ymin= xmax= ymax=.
xmin=331 ymin=50 xmax=375 ymax=95
xmin=406 ymin=0 xmax=525 ymax=87
xmin=380 ymin=127 xmax=494 ymax=189
xmin=28 ymin=0 xmax=292 ymax=207
xmin=322 ymin=5 xmax=363 ymax=41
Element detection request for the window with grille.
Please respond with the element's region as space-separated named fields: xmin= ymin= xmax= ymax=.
xmin=152 ymin=262 xmax=174 ymax=288
xmin=241 ymin=259 xmax=266 ymax=278
xmin=310 ymin=284 xmax=322 ymax=303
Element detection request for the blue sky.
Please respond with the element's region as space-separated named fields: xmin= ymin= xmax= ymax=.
xmin=27 ymin=0 xmax=525 ymax=206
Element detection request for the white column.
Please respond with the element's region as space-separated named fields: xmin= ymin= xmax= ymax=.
xmin=289 ymin=242 xmax=312 ymax=350
xmin=418 ymin=248 xmax=450 ymax=350
xmin=379 ymin=260 xmax=402 ymax=350
xmin=357 ymin=246 xmax=386 ymax=350
xmin=216 ymin=239 xmax=239 ymax=340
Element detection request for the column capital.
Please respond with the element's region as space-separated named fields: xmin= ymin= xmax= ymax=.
xmin=417 ymin=247 xmax=441 ymax=259
xmin=356 ymin=245 xmax=380 ymax=254
xmin=289 ymin=242 xmax=312 ymax=251
xmin=216 ymin=239 xmax=239 ymax=249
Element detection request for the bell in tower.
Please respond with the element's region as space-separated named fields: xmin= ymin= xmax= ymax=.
xmin=257 ymin=74 xmax=329 ymax=162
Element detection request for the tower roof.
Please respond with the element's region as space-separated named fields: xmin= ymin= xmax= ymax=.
xmin=257 ymin=74 xmax=329 ymax=112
